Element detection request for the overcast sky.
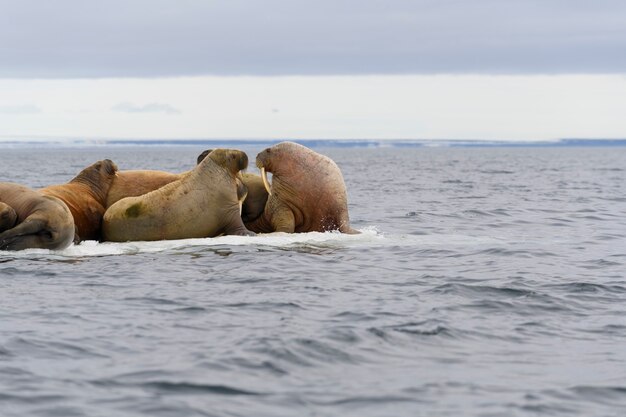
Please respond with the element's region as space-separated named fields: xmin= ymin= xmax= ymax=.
xmin=2 ymin=0 xmax=626 ymax=77
xmin=1 ymin=1 xmax=625 ymax=140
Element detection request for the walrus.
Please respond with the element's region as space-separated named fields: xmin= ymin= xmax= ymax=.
xmin=102 ymin=149 xmax=255 ymax=242
xmin=105 ymin=169 xmax=181 ymax=208
xmin=106 ymin=150 xmax=269 ymax=225
xmin=0 ymin=202 xmax=18 ymax=233
xmin=246 ymin=141 xmax=359 ymax=234
xmin=196 ymin=149 xmax=268 ymax=223
xmin=239 ymin=172 xmax=269 ymax=224
xmin=40 ymin=159 xmax=118 ymax=241
xmin=0 ymin=182 xmax=75 ymax=251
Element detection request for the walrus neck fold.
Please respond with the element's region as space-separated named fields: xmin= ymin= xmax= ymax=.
xmin=72 ymin=176 xmax=109 ymax=205
xmin=244 ymin=209 xmax=273 ymax=234
xmin=70 ymin=161 xmax=118 ymax=205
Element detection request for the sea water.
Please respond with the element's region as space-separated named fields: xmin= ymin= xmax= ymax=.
xmin=1 ymin=144 xmax=625 ymax=417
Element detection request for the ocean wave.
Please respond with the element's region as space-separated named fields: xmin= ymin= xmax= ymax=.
xmin=0 ymin=228 xmax=506 ymax=260
xmin=0 ymin=227 xmax=382 ymax=259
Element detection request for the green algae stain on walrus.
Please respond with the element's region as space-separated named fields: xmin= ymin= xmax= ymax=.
xmin=102 ymin=149 xmax=255 ymax=242
xmin=124 ymin=202 xmax=144 ymax=218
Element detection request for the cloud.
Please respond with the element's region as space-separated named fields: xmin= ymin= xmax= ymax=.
xmin=112 ymin=102 xmax=181 ymax=115
xmin=0 ymin=104 xmax=42 ymax=114
xmin=1 ymin=0 xmax=625 ymax=78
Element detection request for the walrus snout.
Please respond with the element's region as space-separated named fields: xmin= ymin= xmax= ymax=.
xmin=89 ymin=159 xmax=118 ymax=177
xmin=101 ymin=159 xmax=118 ymax=176
xmin=237 ymin=152 xmax=249 ymax=172
xmin=255 ymin=149 xmax=270 ymax=170
xmin=255 ymin=149 xmax=273 ymax=196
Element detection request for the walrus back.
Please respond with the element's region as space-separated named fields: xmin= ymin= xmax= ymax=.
xmin=102 ymin=188 xmax=229 ymax=242
xmin=102 ymin=152 xmax=248 ymax=242
xmin=106 ymin=170 xmax=183 ymax=208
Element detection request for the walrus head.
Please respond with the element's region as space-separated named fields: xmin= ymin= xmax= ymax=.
xmin=71 ymin=159 xmax=119 ymax=203
xmin=196 ymin=149 xmax=213 ymax=165
xmin=98 ymin=159 xmax=118 ymax=177
xmin=72 ymin=159 xmax=118 ymax=183
xmin=206 ymin=149 xmax=249 ymax=177
xmin=256 ymin=141 xmax=312 ymax=196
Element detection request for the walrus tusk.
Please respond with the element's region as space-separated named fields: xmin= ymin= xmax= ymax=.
xmin=239 ymin=200 xmax=243 ymax=216
xmin=261 ymin=167 xmax=272 ymax=196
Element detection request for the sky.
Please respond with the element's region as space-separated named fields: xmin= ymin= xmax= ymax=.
xmin=1 ymin=0 xmax=626 ymax=141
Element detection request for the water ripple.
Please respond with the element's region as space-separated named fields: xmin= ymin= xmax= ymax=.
xmin=141 ymin=381 xmax=263 ymax=396
xmin=293 ymin=338 xmax=361 ymax=364
xmin=2 ymin=146 xmax=626 ymax=417
xmin=570 ymin=385 xmax=626 ymax=400
xmin=428 ymin=283 xmax=537 ymax=298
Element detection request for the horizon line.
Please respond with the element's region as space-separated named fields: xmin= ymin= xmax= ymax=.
xmin=1 ymin=138 xmax=626 ymax=149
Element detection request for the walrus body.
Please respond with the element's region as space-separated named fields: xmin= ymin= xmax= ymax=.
xmin=105 ymin=169 xmax=181 ymax=208
xmin=196 ymin=149 xmax=268 ymax=224
xmin=247 ymin=141 xmax=358 ymax=234
xmin=40 ymin=159 xmax=118 ymax=241
xmin=107 ymin=151 xmax=269 ymax=224
xmin=0 ymin=182 xmax=75 ymax=251
xmin=239 ymin=173 xmax=269 ymax=224
xmin=102 ymin=149 xmax=254 ymax=242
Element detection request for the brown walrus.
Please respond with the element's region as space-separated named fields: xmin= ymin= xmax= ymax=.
xmin=105 ymin=169 xmax=181 ymax=208
xmin=239 ymin=172 xmax=269 ymax=224
xmin=40 ymin=159 xmax=118 ymax=241
xmin=106 ymin=150 xmax=268 ymax=225
xmin=102 ymin=149 xmax=255 ymax=242
xmin=196 ymin=149 xmax=268 ymax=224
xmin=0 ymin=182 xmax=75 ymax=251
xmin=0 ymin=202 xmax=18 ymax=233
xmin=246 ymin=141 xmax=359 ymax=234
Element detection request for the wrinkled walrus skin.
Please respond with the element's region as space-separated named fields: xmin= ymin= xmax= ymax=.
xmin=105 ymin=169 xmax=181 ymax=208
xmin=40 ymin=159 xmax=118 ymax=241
xmin=107 ymin=150 xmax=268 ymax=225
xmin=0 ymin=182 xmax=75 ymax=251
xmin=247 ymin=141 xmax=359 ymax=234
xmin=196 ymin=149 xmax=268 ymax=224
xmin=102 ymin=149 xmax=255 ymax=242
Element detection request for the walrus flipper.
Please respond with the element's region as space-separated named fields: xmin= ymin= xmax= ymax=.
xmin=271 ymin=206 xmax=296 ymax=233
xmin=223 ymin=218 xmax=256 ymax=237
xmin=0 ymin=218 xmax=72 ymax=251
xmin=0 ymin=218 xmax=55 ymax=250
